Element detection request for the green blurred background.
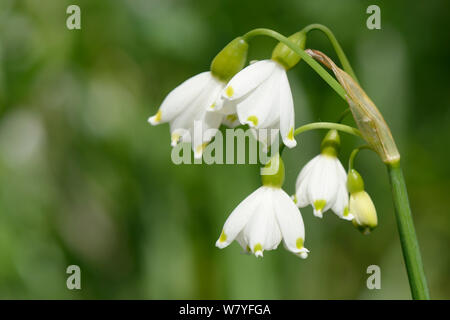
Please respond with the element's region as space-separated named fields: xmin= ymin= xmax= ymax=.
xmin=0 ymin=0 xmax=449 ymax=299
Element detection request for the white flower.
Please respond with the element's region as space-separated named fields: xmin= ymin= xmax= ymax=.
xmin=216 ymin=186 xmax=308 ymax=258
xmin=148 ymin=71 xmax=224 ymax=158
xmin=212 ymin=59 xmax=296 ymax=149
xmin=294 ymin=153 xmax=353 ymax=220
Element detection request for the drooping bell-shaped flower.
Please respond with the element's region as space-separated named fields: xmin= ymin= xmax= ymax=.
xmin=148 ymin=37 xmax=248 ymax=158
xmin=212 ymin=32 xmax=306 ymax=150
xmin=294 ymin=130 xmax=353 ymax=220
xmin=347 ymin=169 xmax=378 ymax=234
xmin=216 ymin=155 xmax=309 ymax=258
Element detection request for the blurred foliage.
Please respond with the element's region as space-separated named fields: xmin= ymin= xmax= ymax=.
xmin=0 ymin=0 xmax=449 ymax=299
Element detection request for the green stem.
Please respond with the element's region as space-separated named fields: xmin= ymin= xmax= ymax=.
xmin=242 ymin=28 xmax=347 ymax=100
xmin=348 ymin=145 xmax=373 ymax=170
xmin=337 ymin=108 xmax=352 ymax=123
xmin=279 ymin=122 xmax=362 ymax=154
xmin=301 ymin=24 xmax=359 ymax=83
xmin=387 ymin=161 xmax=430 ymax=299
xmin=294 ymin=122 xmax=361 ymax=138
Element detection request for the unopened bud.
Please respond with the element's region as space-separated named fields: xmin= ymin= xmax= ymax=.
xmin=347 ymin=169 xmax=364 ymax=194
xmin=211 ymin=37 xmax=248 ymax=82
xmin=347 ymin=169 xmax=377 ymax=234
xmin=349 ymin=190 xmax=378 ymax=234
xmin=271 ymin=31 xmax=307 ymax=70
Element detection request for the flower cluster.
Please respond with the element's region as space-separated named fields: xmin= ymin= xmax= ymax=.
xmin=216 ymin=130 xmax=377 ymax=258
xmin=148 ymin=32 xmax=306 ymax=157
xmin=148 ymin=31 xmax=378 ymax=259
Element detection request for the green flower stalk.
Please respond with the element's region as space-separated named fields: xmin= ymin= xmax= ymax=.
xmin=301 ymin=23 xmax=359 ymax=83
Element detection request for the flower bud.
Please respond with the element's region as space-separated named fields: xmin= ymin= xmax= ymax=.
xmin=350 ymin=191 xmax=378 ymax=234
xmin=261 ymin=154 xmax=285 ymax=188
xmin=347 ymin=169 xmax=364 ymax=194
xmin=271 ymin=31 xmax=307 ymax=70
xmin=210 ymin=37 xmax=248 ymax=82
xmin=347 ymin=169 xmax=377 ymax=234
xmin=320 ymin=129 xmax=340 ymax=157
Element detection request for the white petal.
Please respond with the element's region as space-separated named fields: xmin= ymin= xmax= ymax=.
xmin=192 ymin=111 xmax=223 ymax=159
xmin=331 ymin=159 xmax=353 ymax=220
xmin=149 ymin=71 xmax=211 ymax=125
xmin=218 ymin=99 xmax=238 ymax=115
xmin=222 ymin=60 xmax=277 ymax=100
xmin=235 ymin=232 xmax=251 ymax=254
xmin=170 ymin=127 xmax=190 ymax=146
xmin=278 ymin=68 xmax=296 ymax=148
xmin=169 ymin=76 xmax=223 ymax=133
xmin=331 ymin=183 xmax=352 ymax=220
xmin=235 ymin=70 xmax=280 ymax=129
xmin=166 ymin=77 xmax=224 ymax=156
xmin=242 ymin=188 xmax=281 ymax=257
xmin=295 ymin=155 xmax=320 ymax=189
xmin=261 ymin=189 xmax=282 ymax=250
xmin=209 ymin=96 xmax=237 ymax=115
xmin=207 ymin=96 xmax=225 ymax=112
xmin=273 ymin=189 xmax=308 ymax=257
xmin=295 ymin=176 xmax=310 ymax=208
xmin=294 ymin=155 xmax=320 ymax=207
xmin=306 ymin=155 xmax=339 ymax=217
xmin=337 ymin=157 xmax=348 ymax=180
xmin=249 ymin=123 xmax=280 ymax=152
xmin=216 ymin=187 xmax=265 ymax=249
xmin=264 ymin=213 xmax=283 ymax=251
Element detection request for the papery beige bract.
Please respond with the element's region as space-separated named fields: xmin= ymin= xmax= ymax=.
xmin=306 ymin=49 xmax=400 ymax=164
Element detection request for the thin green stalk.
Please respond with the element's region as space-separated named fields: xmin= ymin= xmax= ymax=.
xmin=387 ymin=161 xmax=430 ymax=299
xmin=348 ymin=145 xmax=373 ymax=170
xmin=301 ymin=24 xmax=359 ymax=83
xmin=279 ymin=122 xmax=362 ymax=154
xmin=294 ymin=121 xmax=361 ymax=137
xmin=242 ymin=28 xmax=347 ymax=100
xmin=337 ymin=108 xmax=352 ymax=123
